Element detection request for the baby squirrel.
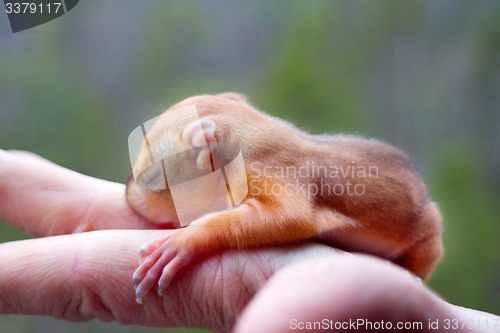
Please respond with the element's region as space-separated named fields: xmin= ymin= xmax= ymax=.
xmin=127 ymin=93 xmax=443 ymax=303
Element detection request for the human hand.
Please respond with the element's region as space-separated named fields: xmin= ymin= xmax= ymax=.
xmin=0 ymin=150 xmax=497 ymax=333
xmin=0 ymin=149 xmax=339 ymax=332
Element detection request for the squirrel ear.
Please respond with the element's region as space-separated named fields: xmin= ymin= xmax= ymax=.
xmin=181 ymin=118 xmax=216 ymax=148
xmin=218 ymin=92 xmax=247 ymax=102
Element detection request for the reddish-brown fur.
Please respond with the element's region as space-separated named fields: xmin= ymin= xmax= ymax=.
xmin=127 ymin=93 xmax=443 ymax=302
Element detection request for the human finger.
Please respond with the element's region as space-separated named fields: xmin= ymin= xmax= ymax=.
xmin=0 ymin=150 xmax=161 ymax=236
xmin=235 ymin=254 xmax=498 ymax=333
xmin=0 ymin=229 xmax=340 ymax=332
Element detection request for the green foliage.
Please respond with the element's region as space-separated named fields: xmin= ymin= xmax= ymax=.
xmin=430 ymin=143 xmax=500 ymax=311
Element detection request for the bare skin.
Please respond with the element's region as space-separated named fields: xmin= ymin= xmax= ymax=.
xmin=0 ymin=150 xmax=497 ymax=333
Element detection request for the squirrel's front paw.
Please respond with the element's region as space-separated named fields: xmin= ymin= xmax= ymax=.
xmin=132 ymin=231 xmax=194 ymax=303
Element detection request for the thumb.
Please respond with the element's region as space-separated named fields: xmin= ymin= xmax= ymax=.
xmin=235 ymin=255 xmax=498 ymax=333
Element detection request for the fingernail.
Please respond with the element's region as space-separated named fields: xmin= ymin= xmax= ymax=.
xmin=138 ymin=247 xmax=147 ymax=264
xmin=132 ymin=272 xmax=140 ymax=285
xmin=157 ymin=285 xmax=165 ymax=296
xmin=135 ymin=291 xmax=144 ymax=304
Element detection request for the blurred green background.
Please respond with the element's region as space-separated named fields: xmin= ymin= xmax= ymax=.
xmin=0 ymin=1 xmax=499 ymax=332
